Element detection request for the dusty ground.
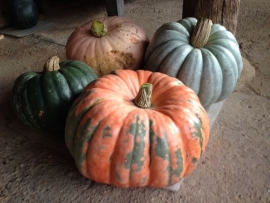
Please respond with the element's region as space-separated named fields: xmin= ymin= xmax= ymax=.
xmin=0 ymin=0 xmax=270 ymax=202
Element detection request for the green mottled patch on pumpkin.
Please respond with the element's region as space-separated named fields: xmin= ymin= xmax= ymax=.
xmin=142 ymin=176 xmax=147 ymax=184
xmin=193 ymin=116 xmax=204 ymax=156
xmin=89 ymin=98 xmax=104 ymax=108
xmin=75 ymin=119 xmax=99 ymax=171
xmin=124 ymin=116 xmax=146 ymax=173
xmin=115 ymin=172 xmax=122 ymax=182
xmin=102 ymin=126 xmax=112 ymax=138
xmin=173 ymin=80 xmax=183 ymax=86
xmin=155 ymin=135 xmax=169 ymax=160
xmin=149 ymin=120 xmax=183 ymax=185
xmin=172 ymin=148 xmax=183 ymax=177
xmin=155 ymin=132 xmax=173 ymax=185
xmin=192 ymin=157 xmax=198 ymax=164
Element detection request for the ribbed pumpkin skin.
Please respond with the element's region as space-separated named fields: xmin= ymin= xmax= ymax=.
xmin=11 ymin=60 xmax=98 ymax=137
xmin=145 ymin=17 xmax=243 ymax=108
xmin=65 ymin=69 xmax=209 ymax=188
xmin=66 ymin=16 xmax=149 ymax=77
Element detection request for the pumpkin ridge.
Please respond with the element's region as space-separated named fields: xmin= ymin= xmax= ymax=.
xmin=197 ymin=48 xmax=223 ymax=106
xmin=58 ymin=67 xmax=80 ymax=96
xmin=108 ymin=108 xmax=131 ymax=186
xmin=31 ymin=76 xmax=51 ymax=131
xmin=146 ymin=40 xmax=188 ymax=72
xmin=155 ymin=30 xmax=190 ymax=43
xmin=209 ymin=24 xmax=227 ymax=35
xmin=40 ymin=72 xmax=59 ymax=110
xmin=147 ymin=114 xmax=171 ymax=187
xmin=148 ymin=110 xmax=185 ymax=186
xmin=126 ymin=115 xmax=147 ymax=186
xmin=64 ymin=60 xmax=97 ymax=79
xmin=176 ymin=48 xmax=203 ymax=94
xmin=204 ymin=45 xmax=238 ymax=101
xmin=11 ymin=72 xmax=38 ymax=130
xmin=67 ymin=32 xmax=90 ymax=59
xmin=206 ymin=38 xmax=240 ymax=47
xmin=207 ymin=30 xmax=238 ymax=44
xmin=49 ymin=72 xmax=71 ymax=115
xmin=76 ymin=118 xmax=99 ymax=177
xmin=204 ymin=44 xmax=238 ymax=72
xmin=206 ymin=39 xmax=243 ymax=76
xmin=23 ymin=75 xmax=46 ymax=131
xmin=176 ymin=111 xmax=201 ymax=175
xmin=54 ymin=71 xmax=73 ymax=101
xmin=65 ymin=92 xmax=100 ymax=155
xmin=40 ymin=72 xmax=66 ymax=132
xmin=149 ymin=30 xmax=190 ymax=51
xmin=177 ymin=17 xmax=197 ymax=34
xmin=59 ymin=65 xmax=94 ymax=94
xmin=156 ymin=22 xmax=190 ymax=37
xmin=159 ymin=44 xmax=194 ymax=77
xmin=112 ymin=69 xmax=141 ymax=98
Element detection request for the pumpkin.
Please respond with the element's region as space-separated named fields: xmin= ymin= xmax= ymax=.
xmin=65 ymin=69 xmax=209 ymax=188
xmin=65 ymin=16 xmax=149 ymax=77
xmin=144 ymin=17 xmax=243 ymax=108
xmin=11 ymin=56 xmax=98 ymax=138
xmin=4 ymin=0 xmax=39 ymax=29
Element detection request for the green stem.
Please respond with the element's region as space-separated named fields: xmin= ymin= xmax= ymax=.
xmin=91 ymin=20 xmax=108 ymax=37
xmin=191 ymin=18 xmax=213 ymax=48
xmin=134 ymin=83 xmax=153 ymax=109
xmin=44 ymin=55 xmax=60 ymax=72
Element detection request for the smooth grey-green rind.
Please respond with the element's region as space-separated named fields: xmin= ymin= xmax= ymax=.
xmin=197 ymin=48 xmax=223 ymax=107
xmin=144 ymin=17 xmax=243 ymax=107
xmin=144 ymin=29 xmax=189 ymax=63
xmin=177 ymin=17 xmax=197 ymax=34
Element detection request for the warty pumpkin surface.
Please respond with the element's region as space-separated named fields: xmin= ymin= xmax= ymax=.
xmin=11 ymin=56 xmax=98 ymax=138
xmin=66 ymin=16 xmax=149 ymax=77
xmin=144 ymin=17 xmax=243 ymax=108
xmin=65 ymin=69 xmax=210 ymax=188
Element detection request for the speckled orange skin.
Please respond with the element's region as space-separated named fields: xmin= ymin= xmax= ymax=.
xmin=66 ymin=16 xmax=149 ymax=77
xmin=65 ymin=69 xmax=210 ymax=188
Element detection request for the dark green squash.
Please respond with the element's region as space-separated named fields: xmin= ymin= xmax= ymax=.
xmin=11 ymin=56 xmax=98 ymax=138
xmin=4 ymin=0 xmax=39 ymax=29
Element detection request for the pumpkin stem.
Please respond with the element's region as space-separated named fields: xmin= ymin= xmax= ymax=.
xmin=91 ymin=20 xmax=108 ymax=37
xmin=44 ymin=55 xmax=60 ymax=72
xmin=134 ymin=83 xmax=153 ymax=109
xmin=191 ymin=18 xmax=213 ymax=48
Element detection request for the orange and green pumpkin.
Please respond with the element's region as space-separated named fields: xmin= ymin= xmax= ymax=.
xmin=65 ymin=69 xmax=210 ymax=188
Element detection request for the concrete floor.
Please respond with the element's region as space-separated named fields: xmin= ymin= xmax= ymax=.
xmin=0 ymin=0 xmax=270 ymax=202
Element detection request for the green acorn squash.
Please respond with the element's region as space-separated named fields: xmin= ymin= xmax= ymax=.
xmin=11 ymin=56 xmax=98 ymax=138
xmin=144 ymin=17 xmax=243 ymax=108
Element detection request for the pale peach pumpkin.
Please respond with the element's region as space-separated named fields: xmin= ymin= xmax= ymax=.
xmin=66 ymin=16 xmax=149 ymax=77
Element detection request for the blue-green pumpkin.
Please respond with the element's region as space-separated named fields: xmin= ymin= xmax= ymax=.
xmin=145 ymin=17 xmax=243 ymax=108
